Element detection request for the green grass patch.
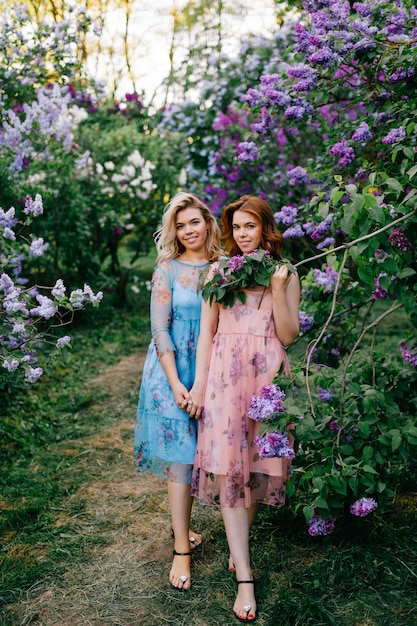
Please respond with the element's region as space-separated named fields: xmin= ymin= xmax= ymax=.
xmin=1 ymin=298 xmax=416 ymax=625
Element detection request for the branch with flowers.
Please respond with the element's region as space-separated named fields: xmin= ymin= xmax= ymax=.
xmin=200 ymin=248 xmax=296 ymax=308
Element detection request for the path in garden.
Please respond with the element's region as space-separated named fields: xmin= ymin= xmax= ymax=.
xmin=9 ymin=353 xmax=221 ymax=626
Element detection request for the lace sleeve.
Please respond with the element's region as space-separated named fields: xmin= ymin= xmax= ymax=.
xmin=150 ymin=263 xmax=175 ymax=358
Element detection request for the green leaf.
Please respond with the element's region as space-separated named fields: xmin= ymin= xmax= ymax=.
xmin=407 ymin=163 xmax=417 ymax=179
xmin=363 ymin=464 xmax=379 ymax=475
xmin=385 ymin=178 xmax=403 ymax=192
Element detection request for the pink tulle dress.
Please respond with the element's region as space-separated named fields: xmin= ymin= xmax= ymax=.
xmin=192 ymin=286 xmax=292 ymax=508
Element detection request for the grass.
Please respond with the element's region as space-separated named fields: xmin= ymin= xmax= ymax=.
xmin=1 ymin=277 xmax=417 ymax=625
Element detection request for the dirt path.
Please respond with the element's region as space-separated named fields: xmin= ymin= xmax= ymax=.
xmin=8 ymin=354 xmax=223 ymax=626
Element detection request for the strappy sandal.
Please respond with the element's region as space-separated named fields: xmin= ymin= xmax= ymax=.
xmin=170 ymin=549 xmax=191 ymax=592
xmin=234 ymin=580 xmax=257 ymax=623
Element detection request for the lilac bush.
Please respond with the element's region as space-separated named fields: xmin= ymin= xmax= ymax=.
xmin=1 ymin=193 xmax=103 ymax=389
xmin=197 ymin=0 xmax=417 ymax=530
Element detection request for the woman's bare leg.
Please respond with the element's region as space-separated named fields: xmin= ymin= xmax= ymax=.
xmin=168 ymin=481 xmax=193 ymax=590
xmin=222 ymin=505 xmax=257 ymax=622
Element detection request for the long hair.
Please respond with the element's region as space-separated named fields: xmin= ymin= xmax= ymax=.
xmin=221 ymin=195 xmax=284 ymax=260
xmin=154 ymin=192 xmax=221 ymax=263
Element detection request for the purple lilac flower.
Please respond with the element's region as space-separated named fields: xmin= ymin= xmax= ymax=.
xmin=313 ymin=265 xmax=339 ymax=293
xmin=238 ymin=141 xmax=258 ymax=162
xmin=56 ymin=335 xmax=71 ymax=348
xmin=329 ymin=420 xmax=340 ymax=431
xmin=400 ymin=342 xmax=417 ymax=367
xmin=253 ymin=431 xmax=295 ymax=459
xmin=248 ymin=384 xmax=286 ymax=422
xmin=388 ymin=67 xmax=415 ymax=84
xmin=307 ymin=511 xmax=335 ymax=537
xmin=309 ymin=47 xmax=339 ymax=67
xmin=284 ymin=100 xmax=313 ymax=119
xmin=262 ymin=89 xmax=291 ymax=107
xmin=352 ymin=121 xmax=372 ymax=141
xmin=318 ymin=386 xmax=333 ymax=402
xmin=317 ymin=237 xmax=335 ymax=249
xmin=29 ymin=237 xmax=49 ymax=257
xmin=288 ymin=166 xmax=309 ymax=186
xmin=299 ymin=311 xmax=314 ymax=332
xmin=353 ymin=2 xmax=373 ymax=17
xmin=274 ymin=205 xmax=298 ymax=225
xmin=350 ymin=497 xmax=378 ymax=517
xmin=227 ymin=255 xmax=246 ymax=272
xmin=382 ymin=127 xmax=406 ymax=145
xmin=283 ymin=225 xmax=304 ymax=238
xmin=24 ymin=193 xmax=43 ymax=216
xmin=329 ymin=139 xmax=355 ymax=166
xmin=295 ymin=23 xmax=313 ymax=53
xmin=241 ymin=88 xmax=264 ymax=107
xmin=372 ymin=273 xmax=390 ymax=300
xmin=374 ymin=249 xmax=392 ymax=261
xmin=388 ymin=228 xmax=414 ymax=253
xmin=311 ymin=214 xmax=333 ymax=240
xmin=25 ymin=366 xmax=43 ymax=383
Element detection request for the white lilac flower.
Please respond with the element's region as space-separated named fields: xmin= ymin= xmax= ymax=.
xmin=3 ymin=227 xmax=16 ymax=240
xmin=30 ymin=295 xmax=58 ymax=319
xmin=51 ymin=279 xmax=66 ymax=298
xmin=2 ymin=358 xmax=19 ymax=372
xmin=29 ymin=237 xmax=49 ymax=257
xmin=127 ymin=149 xmax=145 ymax=168
xmin=0 ymin=206 xmax=16 ymax=227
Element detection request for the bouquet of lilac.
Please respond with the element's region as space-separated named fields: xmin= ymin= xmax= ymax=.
xmin=201 ymin=248 xmax=296 ymax=307
xmin=248 ymin=384 xmax=294 ymax=459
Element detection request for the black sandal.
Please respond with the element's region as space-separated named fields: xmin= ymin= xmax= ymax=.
xmin=234 ymin=580 xmax=257 ymax=623
xmin=170 ymin=549 xmax=191 ymax=592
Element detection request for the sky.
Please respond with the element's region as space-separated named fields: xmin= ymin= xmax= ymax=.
xmin=86 ymin=0 xmax=279 ymax=104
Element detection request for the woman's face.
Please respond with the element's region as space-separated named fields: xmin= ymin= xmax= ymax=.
xmin=232 ymin=209 xmax=262 ymax=254
xmin=175 ymin=207 xmax=207 ymax=253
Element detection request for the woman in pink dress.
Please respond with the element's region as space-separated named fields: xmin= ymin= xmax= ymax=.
xmin=188 ymin=195 xmax=300 ymax=623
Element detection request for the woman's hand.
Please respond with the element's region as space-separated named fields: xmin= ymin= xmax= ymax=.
xmin=173 ymin=382 xmax=192 ymax=411
xmin=186 ymin=385 xmax=204 ymax=419
xmin=270 ymin=263 xmax=293 ymax=292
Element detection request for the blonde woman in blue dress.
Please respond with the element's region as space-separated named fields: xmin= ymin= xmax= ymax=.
xmin=134 ymin=192 xmax=221 ymax=590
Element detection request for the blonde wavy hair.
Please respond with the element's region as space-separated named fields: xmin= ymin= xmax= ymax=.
xmin=154 ymin=192 xmax=221 ymax=263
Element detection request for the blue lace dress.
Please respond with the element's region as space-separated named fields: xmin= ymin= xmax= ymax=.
xmin=134 ymin=258 xmax=209 ymax=484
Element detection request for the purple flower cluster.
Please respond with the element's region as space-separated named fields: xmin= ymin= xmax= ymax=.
xmin=318 ymin=386 xmax=333 ymax=402
xmin=329 ymin=139 xmax=355 ymax=166
xmin=313 ymin=264 xmax=340 ymax=293
xmin=307 ymin=511 xmax=335 ymax=537
xmin=253 ymin=431 xmax=295 ymax=459
xmin=352 ymin=121 xmax=372 ymax=142
xmin=288 ymin=166 xmax=309 ymax=186
xmin=400 ymin=342 xmax=417 ymax=367
xmin=287 ymin=64 xmax=317 ymax=92
xmin=248 ymin=384 xmax=286 ymax=421
xmin=274 ymin=205 xmax=298 ymax=225
xmin=227 ymin=255 xmax=246 ymax=272
xmin=283 ymin=225 xmax=305 ymax=238
xmin=382 ymin=127 xmax=406 ymax=145
xmin=388 ymin=228 xmax=414 ymax=253
xmin=299 ymin=311 xmax=315 ymax=332
xmin=372 ymin=272 xmax=394 ymax=300
xmin=310 ymin=214 xmax=334 ymax=241
xmin=237 ymin=141 xmax=258 ymax=162
xmin=350 ymin=497 xmax=378 ymax=517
